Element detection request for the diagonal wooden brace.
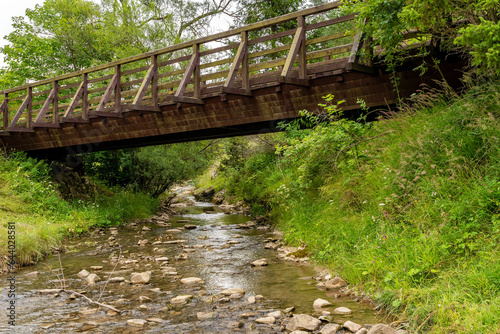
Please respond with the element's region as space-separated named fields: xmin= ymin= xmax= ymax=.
xmin=7 ymin=87 xmax=31 ymax=130
xmin=96 ymin=67 xmax=120 ymax=112
xmin=133 ymin=56 xmax=158 ymax=107
xmin=34 ymin=87 xmax=56 ymax=124
xmin=174 ymin=44 xmax=203 ymax=104
xmin=281 ymin=16 xmax=307 ymax=80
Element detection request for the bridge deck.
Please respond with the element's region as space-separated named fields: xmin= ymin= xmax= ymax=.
xmin=0 ymin=2 xmax=463 ymax=159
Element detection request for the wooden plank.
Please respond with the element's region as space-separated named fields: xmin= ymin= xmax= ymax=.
xmin=220 ymin=87 xmax=253 ymax=96
xmin=133 ymin=61 xmax=156 ymax=105
xmin=0 ymin=2 xmax=341 ymax=95
xmin=93 ymin=111 xmax=123 ymax=118
xmin=115 ymin=65 xmax=122 ymax=113
xmin=306 ymin=31 xmax=351 ymax=46
xmin=248 ymin=28 xmax=296 ymax=46
xmin=151 ymin=55 xmax=158 ymax=107
xmin=32 ymin=123 xmax=60 ymax=128
xmin=306 ymin=44 xmax=352 ymax=60
xmin=63 ymin=81 xmax=85 ymax=118
xmin=34 ymin=87 xmax=56 ymax=123
xmin=175 ymin=44 xmax=200 ymax=98
xmin=278 ymin=76 xmax=310 ymax=86
xmin=282 ymin=16 xmax=306 ymax=79
xmin=6 ymin=127 xmax=34 ymax=133
xmin=0 ymin=131 xmax=10 ymax=136
xmin=305 ymin=14 xmax=356 ymax=31
xmin=61 ymin=117 xmax=90 ymax=124
xmin=96 ymin=70 xmax=120 ymax=112
xmin=224 ymin=31 xmax=248 ymax=88
xmin=1 ymin=95 xmax=8 ymax=130
xmin=173 ymin=96 xmax=204 ymax=105
xmin=130 ymin=105 xmax=161 ymax=112
xmin=53 ymin=81 xmax=59 ymax=123
xmin=7 ymin=88 xmax=31 ymax=130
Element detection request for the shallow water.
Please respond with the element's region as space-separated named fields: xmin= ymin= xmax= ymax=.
xmin=0 ymin=198 xmax=384 ymax=333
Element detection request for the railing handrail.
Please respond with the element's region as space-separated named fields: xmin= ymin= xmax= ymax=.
xmin=0 ymin=1 xmax=341 ymax=95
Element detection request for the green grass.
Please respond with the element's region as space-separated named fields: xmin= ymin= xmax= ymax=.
xmin=0 ymin=153 xmax=158 ymax=271
xmin=201 ymin=83 xmax=500 ymax=333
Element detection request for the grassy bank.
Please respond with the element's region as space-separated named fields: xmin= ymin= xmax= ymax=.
xmin=0 ymin=153 xmax=158 ymax=271
xmin=198 ymin=84 xmax=500 ymax=333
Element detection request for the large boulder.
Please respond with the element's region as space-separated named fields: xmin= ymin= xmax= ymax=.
xmin=286 ymin=314 xmax=322 ymax=332
xmin=367 ymin=324 xmax=398 ymax=334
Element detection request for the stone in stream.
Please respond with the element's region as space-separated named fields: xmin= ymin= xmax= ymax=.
xmin=138 ymin=239 xmax=149 ymax=246
xmin=267 ymin=310 xmax=283 ymax=318
xmin=221 ymin=288 xmax=245 ymax=296
xmin=77 ymin=269 xmax=90 ymax=278
xmin=139 ymin=296 xmax=152 ymax=302
xmin=175 ymin=253 xmax=188 ymax=261
xmin=251 ymin=259 xmax=268 ymax=266
xmin=25 ymin=271 xmax=39 ymax=278
xmin=139 ymin=304 xmax=148 ymax=310
xmin=142 ymin=226 xmax=151 ymax=231
xmin=290 ymin=331 xmax=309 ymax=334
xmin=320 ymin=323 xmax=341 ymax=334
xmin=166 ymin=229 xmax=182 ymax=234
xmin=367 ymin=324 xmax=398 ymax=334
xmin=90 ymin=266 xmax=103 ymax=270
xmin=184 ymin=224 xmax=197 ymax=229
xmin=155 ymin=257 xmax=169 ymax=262
xmin=334 ymin=307 xmax=352 ymax=315
xmin=227 ymin=321 xmax=244 ymax=329
xmin=343 ymin=321 xmax=363 ymax=332
xmin=180 ymin=277 xmax=203 ymax=285
xmin=286 ymin=314 xmax=322 ymax=332
xmin=85 ymin=273 xmax=100 ymax=285
xmin=130 ymin=272 xmax=151 ymax=284
xmin=171 ymin=295 xmax=193 ymax=305
xmin=326 ymin=277 xmax=347 ymax=290
xmin=316 ymin=282 xmax=326 ymax=290
xmin=164 ymin=240 xmax=186 ymax=244
xmin=356 ymin=329 xmax=369 ymax=334
xmin=197 ymin=312 xmax=215 ymax=320
xmin=240 ymin=312 xmax=257 ymax=318
xmin=313 ymin=298 xmax=332 ymax=309
xmin=246 ymin=296 xmax=256 ymax=304
xmin=109 ymin=277 xmax=125 ymax=283
xmin=126 ymin=319 xmax=148 ymax=327
xmin=255 ymin=316 xmax=275 ymax=324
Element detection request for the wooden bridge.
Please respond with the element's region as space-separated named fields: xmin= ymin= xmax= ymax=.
xmin=0 ymin=2 xmax=463 ymax=159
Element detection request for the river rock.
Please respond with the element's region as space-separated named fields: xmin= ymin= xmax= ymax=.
xmin=356 ymin=329 xmax=369 ymax=334
xmin=320 ymin=323 xmax=341 ymax=334
xmin=131 ymin=272 xmax=150 ymax=284
xmin=181 ymin=277 xmax=203 ymax=285
xmin=367 ymin=324 xmax=398 ymax=334
xmin=240 ymin=312 xmax=257 ymax=318
xmin=77 ymin=269 xmax=90 ymax=278
xmin=334 ymin=307 xmax=352 ymax=315
xmin=139 ymin=304 xmax=148 ymax=310
xmin=164 ymin=240 xmax=186 ymax=244
xmin=109 ymin=277 xmax=125 ymax=283
xmin=326 ymin=277 xmax=347 ymax=289
xmin=316 ymin=282 xmax=326 ymax=289
xmin=171 ymin=295 xmax=193 ymax=305
xmin=138 ymin=239 xmax=149 ymax=246
xmin=175 ymin=253 xmax=188 ymax=260
xmin=313 ymin=298 xmax=332 ymax=309
xmin=251 ymin=259 xmax=268 ymax=266
xmin=246 ymin=296 xmax=256 ymax=304
xmin=286 ymin=314 xmax=322 ymax=332
xmin=267 ymin=310 xmax=283 ymax=318
xmin=26 ymin=271 xmax=39 ymax=278
xmin=343 ymin=321 xmax=363 ymax=332
xmin=256 ymin=316 xmax=275 ymax=324
xmin=147 ymin=318 xmax=167 ymax=323
xmin=86 ymin=273 xmax=100 ymax=285
xmin=221 ymin=288 xmax=245 ymax=296
xmin=90 ymin=266 xmax=103 ymax=270
xmin=142 ymin=226 xmax=151 ymax=231
xmin=155 ymin=257 xmax=169 ymax=262
xmin=166 ymin=229 xmax=182 ymax=234
xmin=127 ymin=319 xmax=148 ymax=327
xmin=139 ymin=296 xmax=152 ymax=302
xmin=184 ymin=224 xmax=197 ymax=229
xmin=197 ymin=312 xmax=215 ymax=320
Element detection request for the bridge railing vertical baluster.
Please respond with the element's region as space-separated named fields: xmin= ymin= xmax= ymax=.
xmin=193 ymin=43 xmax=200 ymax=99
xmin=27 ymin=87 xmax=32 ymax=129
xmin=83 ymin=73 xmax=88 ymax=120
xmin=2 ymin=93 xmax=8 ymax=130
xmin=297 ymin=15 xmax=307 ymax=80
xmin=53 ymin=81 xmax=59 ymax=124
xmin=151 ymin=55 xmax=158 ymax=107
xmin=241 ymin=31 xmax=249 ymax=91
xmin=115 ymin=65 xmax=121 ymax=113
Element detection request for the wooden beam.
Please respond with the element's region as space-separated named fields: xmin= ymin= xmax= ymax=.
xmin=132 ymin=59 xmax=156 ymax=106
xmin=7 ymin=88 xmax=31 ymax=130
xmin=93 ymin=111 xmax=123 ymax=118
xmin=115 ymin=65 xmax=121 ymax=113
xmin=32 ymin=123 xmax=60 ymax=129
xmin=224 ymin=31 xmax=249 ymax=89
xmin=82 ymin=73 xmax=89 ymax=120
xmin=172 ymin=96 xmax=204 ymax=105
xmin=278 ymin=76 xmax=310 ymax=87
xmin=34 ymin=87 xmax=56 ymax=124
xmin=1 ymin=95 xmax=8 ymax=130
xmin=281 ymin=16 xmax=306 ymax=79
xmin=220 ymin=87 xmax=252 ymax=96
xmin=130 ymin=105 xmax=161 ymax=112
xmin=96 ymin=70 xmax=120 ymax=112
xmin=53 ymin=81 xmax=59 ymax=123
xmin=64 ymin=80 xmax=85 ymax=119
xmin=175 ymin=44 xmax=200 ymax=98
xmin=61 ymin=117 xmax=90 ymax=124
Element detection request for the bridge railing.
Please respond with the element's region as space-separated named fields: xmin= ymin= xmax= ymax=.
xmin=0 ymin=1 xmax=367 ymax=134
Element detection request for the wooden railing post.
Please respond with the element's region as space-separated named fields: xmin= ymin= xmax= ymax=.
xmin=115 ymin=65 xmax=121 ymax=113
xmin=82 ymin=73 xmax=88 ymax=119
xmin=53 ymin=81 xmax=59 ymax=124
xmin=193 ymin=43 xmax=201 ymax=99
xmin=27 ymin=87 xmax=32 ymax=129
xmin=2 ymin=93 xmax=8 ymax=130
xmin=151 ymin=55 xmax=158 ymax=107
xmin=221 ymin=31 xmax=252 ymax=96
xmin=279 ymin=15 xmax=310 ymax=86
xmin=297 ymin=16 xmax=307 ymax=80
xmin=241 ymin=31 xmax=249 ymax=90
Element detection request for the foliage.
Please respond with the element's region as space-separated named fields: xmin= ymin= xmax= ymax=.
xmin=203 ymin=83 xmax=500 ymax=332
xmin=83 ymin=141 xmax=216 ymax=198
xmin=342 ymin=0 xmax=500 ymax=75
xmin=0 ymin=152 xmax=158 ymax=271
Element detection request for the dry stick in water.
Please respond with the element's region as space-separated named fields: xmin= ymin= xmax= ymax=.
xmin=97 ymin=244 xmax=122 ymax=302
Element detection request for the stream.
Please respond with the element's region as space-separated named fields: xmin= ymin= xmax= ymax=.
xmin=0 ymin=189 xmax=386 ymax=333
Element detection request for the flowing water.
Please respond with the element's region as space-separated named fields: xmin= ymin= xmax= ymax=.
xmin=0 ymin=194 xmax=385 ymax=333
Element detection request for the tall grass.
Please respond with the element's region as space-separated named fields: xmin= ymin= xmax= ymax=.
xmin=203 ymin=83 xmax=500 ymax=333
xmin=0 ymin=153 xmax=158 ymax=271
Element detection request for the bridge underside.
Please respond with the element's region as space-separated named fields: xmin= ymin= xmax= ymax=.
xmin=0 ymin=57 xmax=464 ymax=160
